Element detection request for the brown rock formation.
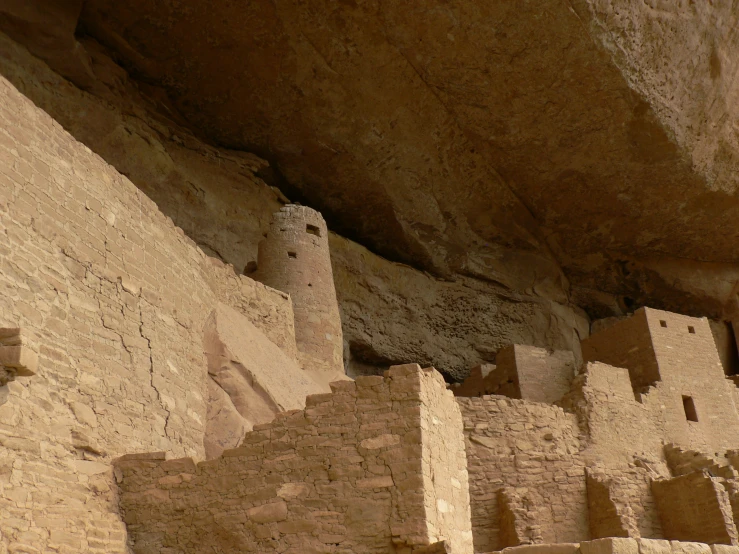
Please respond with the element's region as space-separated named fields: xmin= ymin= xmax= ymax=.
xmin=71 ymin=0 xmax=739 ymax=321
xmin=0 ymin=29 xmax=588 ymax=380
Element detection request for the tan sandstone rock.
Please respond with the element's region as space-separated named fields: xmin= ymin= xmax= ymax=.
xmin=502 ymin=544 xmax=581 ymax=554
xmin=203 ymin=302 xmax=327 ymax=458
xmin=581 ymin=539 xmax=639 ymax=554
xmin=638 ymin=539 xmax=673 ymax=554
xmin=671 ymin=543 xmax=713 ymax=554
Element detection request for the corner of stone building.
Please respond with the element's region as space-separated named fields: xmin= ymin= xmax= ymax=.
xmin=417 ymin=365 xmax=474 ymax=554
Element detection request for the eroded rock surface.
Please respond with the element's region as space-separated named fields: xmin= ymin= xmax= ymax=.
xmin=203 ymin=303 xmax=326 ymax=458
xmin=70 ymin=0 xmax=739 ymax=321
xmin=0 ymin=31 xmax=588 ymax=380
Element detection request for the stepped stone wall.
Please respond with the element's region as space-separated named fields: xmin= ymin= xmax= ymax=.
xmin=652 ymin=472 xmax=738 ymax=546
xmin=115 ymin=365 xmax=473 ymax=554
xmin=0 ymin=72 xmax=296 ymax=552
xmin=581 ymin=308 xmax=739 ymax=455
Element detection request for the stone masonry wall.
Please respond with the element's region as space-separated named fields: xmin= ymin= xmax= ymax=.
xmin=254 ymin=205 xmax=345 ymax=386
xmin=641 ymin=308 xmax=739 ymax=455
xmin=116 ymin=365 xmax=472 ymax=554
xmin=582 ymin=308 xmax=739 ymax=456
xmin=581 ymin=309 xmax=661 ymax=392
xmin=565 ymin=362 xmax=663 ymax=462
xmin=419 ymin=367 xmax=474 ymax=552
xmin=652 ymin=472 xmax=738 ymax=545
xmin=0 ymin=73 xmax=296 ymax=552
xmin=496 ymin=345 xmax=575 ymax=404
xmin=456 ymin=395 xmax=587 ymax=553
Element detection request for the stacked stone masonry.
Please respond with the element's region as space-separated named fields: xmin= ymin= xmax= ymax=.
xmin=116 ymin=365 xmax=473 ymax=554
xmin=0 ymin=72 xmax=301 ymax=552
xmin=253 ymin=204 xmax=345 ymax=387
xmin=454 ymin=345 xmax=575 ymax=404
xmin=454 ymin=307 xmax=739 ymax=552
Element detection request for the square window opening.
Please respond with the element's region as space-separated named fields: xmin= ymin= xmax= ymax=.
xmin=682 ymin=395 xmax=698 ymax=422
xmin=688 ymin=326 xmax=695 ymax=334
xmin=660 ymin=320 xmax=668 ymax=328
xmin=288 ymin=251 xmax=297 ymax=259
xmin=306 ymin=224 xmax=321 ymax=237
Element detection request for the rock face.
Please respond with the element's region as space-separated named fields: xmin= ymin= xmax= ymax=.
xmin=71 ymin=0 xmax=739 ymax=322
xmin=203 ymin=303 xmax=327 ymax=459
xmin=0 ymin=30 xmax=588 ymax=380
xmin=3 ymin=1 xmax=739 ymax=377
xmin=332 ymin=233 xmax=588 ymax=380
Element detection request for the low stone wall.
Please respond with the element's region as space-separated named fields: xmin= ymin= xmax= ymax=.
xmin=116 ymin=365 xmax=473 ymax=553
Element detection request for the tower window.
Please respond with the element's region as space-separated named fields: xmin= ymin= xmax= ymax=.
xmin=660 ymin=320 xmax=668 ymax=328
xmin=688 ymin=326 xmax=695 ymax=334
xmin=682 ymin=395 xmax=698 ymax=422
xmin=287 ymin=251 xmax=297 ymax=259
xmin=306 ymin=224 xmax=321 ymax=237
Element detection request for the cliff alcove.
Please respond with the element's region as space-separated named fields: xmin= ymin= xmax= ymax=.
xmin=1 ymin=1 xmax=738 ymax=380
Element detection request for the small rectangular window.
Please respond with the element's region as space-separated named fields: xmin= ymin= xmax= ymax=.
xmin=287 ymin=251 xmax=297 ymax=259
xmin=682 ymin=395 xmax=698 ymax=422
xmin=306 ymin=224 xmax=321 ymax=237
xmin=660 ymin=320 xmax=668 ymax=328
xmin=688 ymin=326 xmax=695 ymax=334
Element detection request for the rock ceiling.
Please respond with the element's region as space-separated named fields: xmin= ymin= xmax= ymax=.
xmin=9 ymin=0 xmax=739 ymax=319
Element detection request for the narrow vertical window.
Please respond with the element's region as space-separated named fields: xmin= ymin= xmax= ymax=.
xmin=682 ymin=396 xmax=698 ymax=422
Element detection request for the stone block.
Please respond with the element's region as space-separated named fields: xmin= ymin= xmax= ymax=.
xmin=0 ymin=329 xmax=22 ymax=346
xmin=0 ymin=345 xmax=38 ymax=375
xmin=671 ymin=543 xmax=712 ymax=554
xmin=356 ymin=475 xmax=394 ymax=489
xmin=360 ymin=434 xmax=401 ymax=450
xmin=639 ymin=539 xmax=672 ymax=554
xmin=502 ymin=543 xmax=581 ymax=554
xmin=246 ymin=501 xmax=288 ymax=523
xmin=710 ymin=546 xmax=739 ymax=554
xmin=581 ymin=538 xmax=639 ymax=554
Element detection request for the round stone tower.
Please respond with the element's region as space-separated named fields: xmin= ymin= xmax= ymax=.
xmin=253 ymin=205 xmax=344 ymax=384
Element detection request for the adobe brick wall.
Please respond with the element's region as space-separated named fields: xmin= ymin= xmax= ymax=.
xmin=115 ymin=365 xmax=473 ymax=554
xmin=0 ymin=73 xmax=296 ymax=552
xmin=457 ymin=396 xmax=587 ymax=552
